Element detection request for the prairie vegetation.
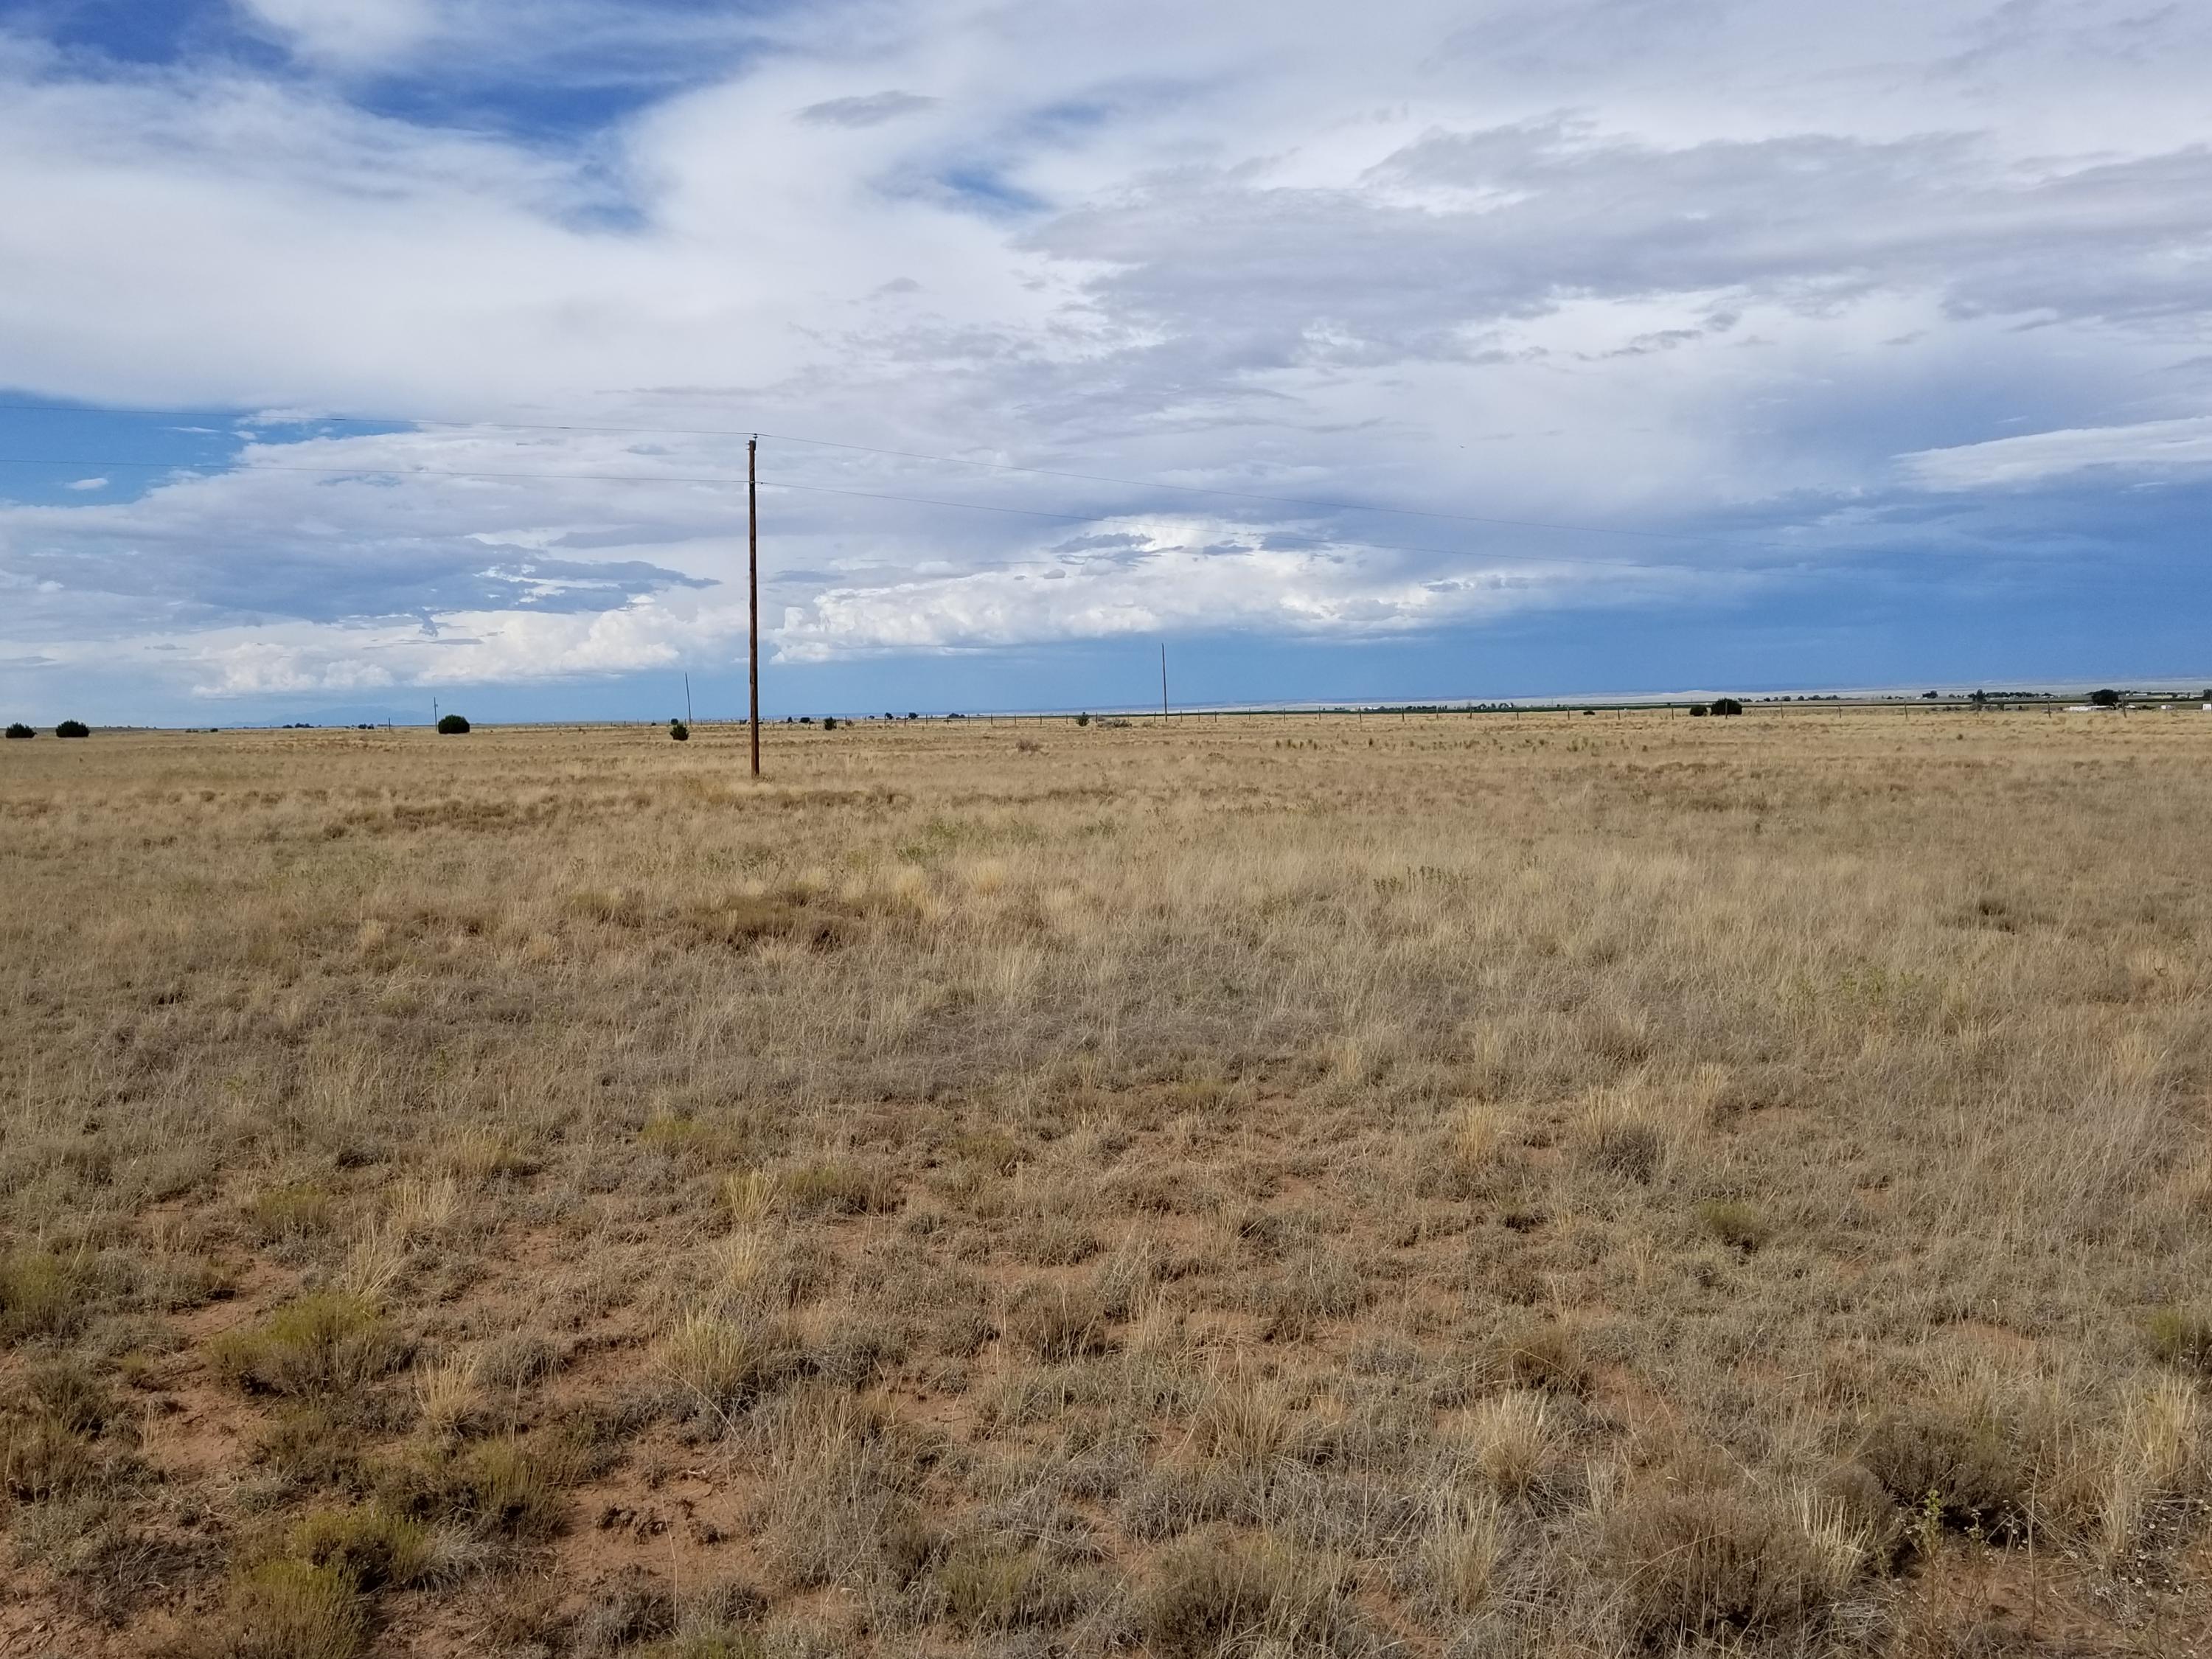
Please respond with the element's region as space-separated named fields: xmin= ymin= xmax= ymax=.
xmin=4 ymin=707 xmax=2211 ymax=1656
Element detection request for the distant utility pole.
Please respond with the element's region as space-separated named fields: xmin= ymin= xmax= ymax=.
xmin=684 ymin=672 xmax=693 ymax=729
xmin=1160 ymin=642 xmax=1169 ymax=725
xmin=748 ymin=437 xmax=760 ymax=778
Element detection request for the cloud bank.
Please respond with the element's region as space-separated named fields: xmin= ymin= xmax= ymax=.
xmin=1 ymin=0 xmax=2209 ymax=715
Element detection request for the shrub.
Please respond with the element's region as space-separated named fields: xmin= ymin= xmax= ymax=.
xmin=4 ymin=722 xmax=30 ymax=740
xmin=655 ymin=1310 xmax=802 ymax=1415
xmin=1004 ymin=1280 xmax=1114 ymax=1362
xmin=1859 ymin=1401 xmax=2032 ymax=1538
xmin=822 ymin=716 xmax=837 ymax=731
xmin=288 ymin=1503 xmax=437 ymax=1592
xmin=1 ymin=1249 xmax=90 ymax=1343
xmin=2146 ymin=1307 xmax=2212 ymax=1374
xmin=378 ymin=1437 xmax=567 ymax=1541
xmin=436 ymin=714 xmax=470 ymax=734
xmin=1695 ymin=1200 xmax=1773 ymax=1253
xmin=55 ymin=719 xmax=89 ymax=739
xmin=1500 ymin=1321 xmax=1590 ymax=1394
xmin=1138 ymin=1536 xmax=1360 ymax=1658
xmin=1689 ymin=704 xmax=1709 ymax=717
xmin=208 ymin=1292 xmax=400 ymax=1396
xmin=781 ymin=1157 xmax=896 ymax=1217
xmin=669 ymin=719 xmax=690 ymax=742
xmin=1711 ymin=698 xmax=1744 ymax=717
xmin=218 ymin=1557 xmax=367 ymax=1659
xmin=1601 ymin=1486 xmax=1865 ymax=1645
xmin=2089 ymin=687 xmax=2121 ymax=708
xmin=1075 ymin=712 xmax=1091 ymax=726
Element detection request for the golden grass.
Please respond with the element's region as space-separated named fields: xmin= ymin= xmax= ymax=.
xmin=4 ymin=707 xmax=2212 ymax=1653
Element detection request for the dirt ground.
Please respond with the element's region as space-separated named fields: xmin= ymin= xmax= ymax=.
xmin=4 ymin=706 xmax=2211 ymax=1657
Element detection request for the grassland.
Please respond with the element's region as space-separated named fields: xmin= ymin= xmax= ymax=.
xmin=4 ymin=706 xmax=2211 ymax=1658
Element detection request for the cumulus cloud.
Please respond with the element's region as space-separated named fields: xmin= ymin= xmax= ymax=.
xmin=1 ymin=0 xmax=2210 ymax=712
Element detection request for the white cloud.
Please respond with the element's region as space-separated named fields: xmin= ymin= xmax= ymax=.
xmin=66 ymin=477 xmax=108 ymax=491
xmin=232 ymin=0 xmax=441 ymax=69
xmin=1900 ymin=417 xmax=2212 ymax=489
xmin=2 ymin=0 xmax=2211 ymax=711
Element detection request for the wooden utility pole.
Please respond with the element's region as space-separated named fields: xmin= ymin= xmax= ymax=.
xmin=1160 ymin=642 xmax=1169 ymax=725
xmin=748 ymin=437 xmax=760 ymax=777
xmin=684 ymin=672 xmax=693 ymax=729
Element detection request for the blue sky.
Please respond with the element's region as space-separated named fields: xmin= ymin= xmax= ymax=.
xmin=1 ymin=0 xmax=2209 ymax=725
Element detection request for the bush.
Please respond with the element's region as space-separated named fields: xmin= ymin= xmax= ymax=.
xmin=1076 ymin=712 xmax=1091 ymax=727
xmin=1601 ymin=1485 xmax=1865 ymax=1645
xmin=218 ymin=1557 xmax=367 ymax=1659
xmin=436 ymin=714 xmax=470 ymax=734
xmin=288 ymin=1503 xmax=436 ymax=1592
xmin=822 ymin=716 xmax=837 ymax=731
xmin=1859 ymin=1402 xmax=2032 ymax=1538
xmin=2146 ymin=1307 xmax=2212 ymax=1374
xmin=669 ymin=719 xmax=690 ymax=742
xmin=0 ymin=1248 xmax=90 ymax=1342
xmin=208 ymin=1292 xmax=400 ymax=1396
xmin=1710 ymin=697 xmax=1743 ymax=717
xmin=1695 ymin=1200 xmax=1773 ymax=1252
xmin=4 ymin=722 xmax=31 ymax=740
xmin=2089 ymin=688 xmax=2121 ymax=708
xmin=1689 ymin=704 xmax=1709 ymax=717
xmin=55 ymin=719 xmax=89 ymax=738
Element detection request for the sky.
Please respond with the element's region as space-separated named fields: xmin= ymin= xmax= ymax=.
xmin=1 ymin=0 xmax=2209 ymax=726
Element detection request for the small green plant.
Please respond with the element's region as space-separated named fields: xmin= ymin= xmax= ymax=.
xmin=288 ymin=1503 xmax=437 ymax=1592
xmin=436 ymin=714 xmax=470 ymax=734
xmin=1695 ymin=1199 xmax=1773 ymax=1252
xmin=0 ymin=1248 xmax=89 ymax=1343
xmin=219 ymin=1557 xmax=368 ymax=1659
xmin=4 ymin=722 xmax=31 ymax=740
xmin=669 ymin=719 xmax=690 ymax=742
xmin=208 ymin=1291 xmax=399 ymax=1395
xmin=54 ymin=719 xmax=90 ymax=739
xmin=2146 ymin=1307 xmax=2212 ymax=1373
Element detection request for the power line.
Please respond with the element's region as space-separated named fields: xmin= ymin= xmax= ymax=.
xmin=0 ymin=394 xmax=1684 ymax=540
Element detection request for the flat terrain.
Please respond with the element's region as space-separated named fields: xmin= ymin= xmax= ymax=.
xmin=4 ymin=708 xmax=2211 ymax=1658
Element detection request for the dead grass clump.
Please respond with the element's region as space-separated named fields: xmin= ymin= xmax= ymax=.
xmin=2146 ymin=1307 xmax=2212 ymax=1374
xmin=208 ymin=1291 xmax=401 ymax=1396
xmin=751 ymin=1389 xmax=927 ymax=1593
xmin=377 ymin=1436 xmax=568 ymax=1541
xmin=936 ymin=1539 xmax=1080 ymax=1632
xmin=639 ymin=1110 xmax=743 ymax=1166
xmin=1601 ymin=1485 xmax=1868 ymax=1647
xmin=1500 ymin=1321 xmax=1590 ymax=1395
xmin=1859 ymin=1400 xmax=2033 ymax=1540
xmin=244 ymin=1183 xmax=337 ymax=1242
xmin=1250 ymin=1249 xmax=1366 ymax=1340
xmin=1417 ymin=1489 xmax=1504 ymax=1616
xmin=1461 ymin=1388 xmax=1559 ymax=1499
xmin=0 ymin=1248 xmax=90 ymax=1343
xmin=204 ymin=1558 xmax=368 ymax=1659
xmin=1138 ymin=1534 xmax=1364 ymax=1658
xmin=2098 ymin=1375 xmax=2201 ymax=1562
xmin=1694 ymin=1199 xmax=1774 ymax=1253
xmin=1575 ymin=1096 xmax=1672 ymax=1184
xmin=286 ymin=1502 xmax=438 ymax=1592
xmin=1005 ymin=1280 xmax=1114 ymax=1362
xmin=781 ymin=1156 xmax=898 ymax=1217
xmin=1 ymin=1357 xmax=139 ymax=1506
xmin=656 ymin=1310 xmax=804 ymax=1416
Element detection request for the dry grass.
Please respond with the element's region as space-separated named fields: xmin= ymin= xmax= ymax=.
xmin=4 ymin=706 xmax=2212 ymax=1654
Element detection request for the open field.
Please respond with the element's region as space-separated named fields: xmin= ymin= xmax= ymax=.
xmin=4 ymin=707 xmax=2212 ymax=1658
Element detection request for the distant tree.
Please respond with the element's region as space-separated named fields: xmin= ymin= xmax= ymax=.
xmin=1710 ymin=698 xmax=1743 ymax=717
xmin=1075 ymin=712 xmax=1091 ymax=727
xmin=1968 ymin=689 xmax=1989 ymax=706
xmin=669 ymin=719 xmax=689 ymax=742
xmin=1688 ymin=704 xmax=1709 ymax=717
xmin=2089 ymin=688 xmax=2121 ymax=708
xmin=4 ymin=722 xmax=32 ymax=740
xmin=1921 ymin=690 xmax=1939 ymax=700
xmin=822 ymin=716 xmax=837 ymax=731
xmin=55 ymin=719 xmax=89 ymax=738
xmin=436 ymin=714 xmax=471 ymax=734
